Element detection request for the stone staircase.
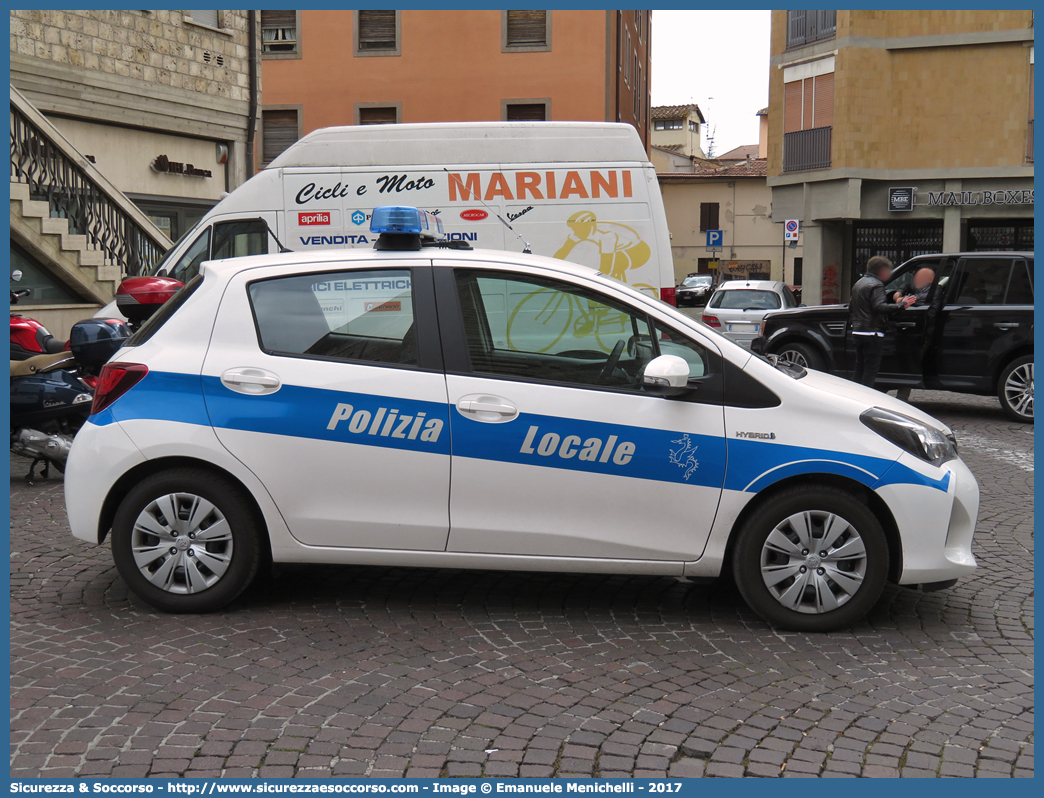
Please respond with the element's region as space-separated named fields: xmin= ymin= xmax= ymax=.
xmin=10 ymin=180 xmax=122 ymax=303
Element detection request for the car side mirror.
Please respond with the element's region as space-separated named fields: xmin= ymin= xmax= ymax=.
xmin=642 ymin=354 xmax=690 ymax=397
xmin=11 ymin=270 xmax=22 ymax=282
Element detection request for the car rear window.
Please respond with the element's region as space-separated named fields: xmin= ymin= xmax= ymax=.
xmin=710 ymin=289 xmax=781 ymax=310
xmin=126 ymin=275 xmax=204 ymax=346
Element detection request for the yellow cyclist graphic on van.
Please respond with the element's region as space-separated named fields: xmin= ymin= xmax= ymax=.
xmin=506 ymin=212 xmax=654 ymax=351
xmin=553 ymin=211 xmax=651 ymax=283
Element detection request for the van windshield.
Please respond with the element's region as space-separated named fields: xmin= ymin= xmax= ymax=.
xmin=148 ymin=222 xmax=203 ymax=277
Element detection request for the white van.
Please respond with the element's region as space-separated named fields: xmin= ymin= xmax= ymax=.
xmin=104 ymin=122 xmax=677 ymax=316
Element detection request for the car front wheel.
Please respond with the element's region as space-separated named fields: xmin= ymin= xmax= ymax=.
xmin=998 ymin=355 xmax=1033 ymax=423
xmin=732 ymin=486 xmax=889 ymax=632
xmin=774 ymin=341 xmax=824 ymax=371
xmin=110 ymin=468 xmax=263 ymax=613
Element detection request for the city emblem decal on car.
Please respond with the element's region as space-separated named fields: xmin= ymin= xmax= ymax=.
xmin=669 ymin=434 xmax=699 ymax=481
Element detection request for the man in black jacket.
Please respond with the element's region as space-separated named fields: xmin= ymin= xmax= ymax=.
xmin=849 ymin=256 xmax=916 ymax=388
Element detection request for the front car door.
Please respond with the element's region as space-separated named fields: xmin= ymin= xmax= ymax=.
xmin=201 ymin=261 xmax=452 ymax=550
xmin=434 ymin=261 xmax=727 ymax=563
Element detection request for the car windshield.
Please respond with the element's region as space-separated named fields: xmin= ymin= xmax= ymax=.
xmin=710 ymin=289 xmax=781 ymax=310
xmin=682 ymin=276 xmax=712 ymax=287
xmin=148 ymin=222 xmax=202 ymax=277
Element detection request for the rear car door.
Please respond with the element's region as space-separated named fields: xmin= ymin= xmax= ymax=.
xmin=434 ymin=262 xmax=727 ymax=562
xmin=201 ymin=262 xmax=453 ymax=550
xmin=933 ymin=256 xmax=1027 ymax=391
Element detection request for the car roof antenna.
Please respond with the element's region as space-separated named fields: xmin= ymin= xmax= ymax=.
xmin=254 ymin=216 xmax=292 ymax=253
xmin=442 ymin=168 xmax=532 ymax=254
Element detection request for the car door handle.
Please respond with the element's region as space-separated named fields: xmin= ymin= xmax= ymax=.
xmin=993 ymin=322 xmax=1019 ymax=329
xmin=456 ymin=394 xmax=518 ymax=422
xmin=895 ymin=321 xmax=917 ymax=329
xmin=221 ymin=367 xmax=281 ymax=395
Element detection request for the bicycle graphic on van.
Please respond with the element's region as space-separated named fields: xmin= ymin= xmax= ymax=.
xmin=506 ymin=212 xmax=654 ymax=353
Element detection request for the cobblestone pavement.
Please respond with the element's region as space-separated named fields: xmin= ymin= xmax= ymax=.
xmin=10 ymin=391 xmax=1033 ymax=779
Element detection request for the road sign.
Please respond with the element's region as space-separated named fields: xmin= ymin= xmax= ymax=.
xmin=784 ymin=220 xmax=800 ymax=241
xmin=708 ymin=260 xmax=719 ymax=270
xmin=706 ymin=229 xmax=723 ymax=248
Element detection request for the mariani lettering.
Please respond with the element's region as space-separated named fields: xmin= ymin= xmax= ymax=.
xmin=327 ymin=403 xmax=444 ymax=443
xmin=519 ymin=425 xmax=635 ymax=465
xmin=448 ymin=170 xmax=634 ymax=202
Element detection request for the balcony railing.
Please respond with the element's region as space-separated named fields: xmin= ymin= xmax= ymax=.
xmin=783 ymin=126 xmax=832 ymax=172
xmin=786 ymin=10 xmax=837 ymax=49
xmin=10 ymin=88 xmax=169 ymax=278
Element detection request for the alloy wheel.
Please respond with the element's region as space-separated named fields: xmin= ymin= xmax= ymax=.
xmin=777 ymin=348 xmax=809 ymax=368
xmin=1003 ymin=362 xmax=1034 ymax=419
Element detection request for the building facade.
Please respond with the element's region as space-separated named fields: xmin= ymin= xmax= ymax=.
xmin=11 ymin=9 xmax=259 ymax=243
xmin=767 ymin=10 xmax=1034 ymax=305
xmin=258 ymin=10 xmax=651 ymax=167
xmin=650 ymin=104 xmax=706 ymax=160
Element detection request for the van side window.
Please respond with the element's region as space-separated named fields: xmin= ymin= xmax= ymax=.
xmin=170 ymin=228 xmax=211 ymax=283
xmin=212 ymin=220 xmax=269 ymax=261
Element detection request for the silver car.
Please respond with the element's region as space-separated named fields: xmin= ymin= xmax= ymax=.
xmin=702 ymin=280 xmax=799 ymax=348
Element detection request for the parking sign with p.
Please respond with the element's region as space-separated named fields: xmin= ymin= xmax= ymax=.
xmin=705 ymin=229 xmax=723 ymax=248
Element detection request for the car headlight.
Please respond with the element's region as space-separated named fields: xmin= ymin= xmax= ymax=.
xmin=860 ymin=407 xmax=958 ymax=467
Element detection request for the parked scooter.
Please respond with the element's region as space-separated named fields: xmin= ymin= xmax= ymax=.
xmin=11 ymin=318 xmax=129 ymax=483
xmin=10 ymin=270 xmax=69 ymax=361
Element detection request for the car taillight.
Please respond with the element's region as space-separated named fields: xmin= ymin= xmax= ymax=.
xmin=92 ymin=362 xmax=148 ymax=415
xmin=702 ymin=314 xmax=722 ymax=328
xmin=660 ymin=286 xmax=677 ymax=306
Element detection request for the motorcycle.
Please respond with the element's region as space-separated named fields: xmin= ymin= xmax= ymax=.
xmin=10 ymin=270 xmax=69 ymax=361
xmin=11 ymin=317 xmax=129 ymax=484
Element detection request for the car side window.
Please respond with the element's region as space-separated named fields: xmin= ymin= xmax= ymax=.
xmin=454 ymin=270 xmax=656 ymax=390
xmin=170 ymin=228 xmax=211 ymax=282
xmin=1005 ymin=259 xmax=1033 ymax=304
xmin=952 ymin=258 xmax=1014 ymax=306
xmin=249 ymin=269 xmax=418 ymax=366
xmin=212 ymin=219 xmax=269 ymax=261
xmin=653 ymin=321 xmax=708 ymax=378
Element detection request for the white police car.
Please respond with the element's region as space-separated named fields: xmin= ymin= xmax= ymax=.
xmin=65 ymin=206 xmax=979 ymax=632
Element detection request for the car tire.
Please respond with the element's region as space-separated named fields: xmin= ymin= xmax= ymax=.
xmin=732 ymin=485 xmax=889 ymax=632
xmin=997 ymin=355 xmax=1033 ymax=423
xmin=110 ymin=468 xmax=263 ymax=613
xmin=774 ymin=341 xmax=824 ymax=371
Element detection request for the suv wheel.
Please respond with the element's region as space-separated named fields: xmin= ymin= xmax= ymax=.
xmin=775 ymin=341 xmax=824 ymax=371
xmin=732 ymin=486 xmax=889 ymax=632
xmin=111 ymin=468 xmax=263 ymax=613
xmin=998 ymin=355 xmax=1033 ymax=423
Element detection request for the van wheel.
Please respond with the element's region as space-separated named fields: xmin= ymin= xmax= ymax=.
xmin=732 ymin=486 xmax=889 ymax=632
xmin=998 ymin=355 xmax=1033 ymax=423
xmin=110 ymin=468 xmax=262 ymax=613
xmin=775 ymin=341 xmax=823 ymax=371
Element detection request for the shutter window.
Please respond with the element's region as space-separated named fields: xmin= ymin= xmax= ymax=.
xmin=813 ymin=72 xmax=834 ymax=128
xmin=802 ymin=78 xmax=815 ymax=130
xmin=358 ymin=10 xmax=397 ymax=51
xmin=358 ymin=106 xmax=398 ymax=125
xmin=506 ymin=10 xmax=547 ymax=47
xmin=189 ymin=10 xmax=219 ymax=29
xmin=699 ymin=203 xmax=719 ymax=232
xmin=784 ymin=80 xmax=803 ymax=133
xmin=506 ymin=103 xmax=547 ymax=121
xmin=262 ymin=110 xmax=298 ymax=163
xmin=261 ymin=10 xmax=297 ymax=54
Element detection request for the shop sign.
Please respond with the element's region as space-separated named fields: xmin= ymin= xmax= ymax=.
xmin=889 ymin=186 xmax=1033 ymax=210
xmin=151 ymin=154 xmax=213 ymax=178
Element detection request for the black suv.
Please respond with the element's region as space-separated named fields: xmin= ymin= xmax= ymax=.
xmin=753 ymin=252 xmax=1034 ymax=422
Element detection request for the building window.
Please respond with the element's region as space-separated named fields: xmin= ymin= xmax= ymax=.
xmin=699 ymin=203 xmax=720 ymax=233
xmin=786 ymin=10 xmax=837 ymax=49
xmin=261 ymin=108 xmax=300 ymax=164
xmin=357 ymin=105 xmax=400 ymax=125
xmin=261 ymin=10 xmax=298 ymax=57
xmin=783 ymin=72 xmax=833 ymax=171
xmin=623 ymin=29 xmax=631 ymax=86
xmin=187 ymin=10 xmax=220 ymax=29
xmin=355 ymin=10 xmax=399 ymax=56
xmin=633 ymin=63 xmax=642 ymax=119
xmin=689 ymin=120 xmax=699 ymax=133
xmin=504 ymin=10 xmax=550 ymax=51
xmin=654 ymin=119 xmax=683 ymax=131
xmin=504 ymin=101 xmax=549 ymax=121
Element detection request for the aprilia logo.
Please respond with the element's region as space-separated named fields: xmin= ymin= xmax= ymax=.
xmin=298 ymin=212 xmax=331 ymax=226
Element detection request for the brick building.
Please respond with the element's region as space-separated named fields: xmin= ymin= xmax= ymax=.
xmin=767 ymin=10 xmax=1034 ymax=304
xmin=258 ymin=10 xmax=651 ymax=168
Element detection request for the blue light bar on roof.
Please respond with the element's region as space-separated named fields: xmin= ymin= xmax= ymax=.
xmin=369 ymin=206 xmax=444 ymax=237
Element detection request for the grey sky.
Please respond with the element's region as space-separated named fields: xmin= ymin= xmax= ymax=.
xmin=651 ymin=10 xmax=771 ymax=156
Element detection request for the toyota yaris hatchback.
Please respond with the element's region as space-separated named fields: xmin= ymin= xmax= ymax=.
xmin=65 ymin=207 xmax=979 ymax=632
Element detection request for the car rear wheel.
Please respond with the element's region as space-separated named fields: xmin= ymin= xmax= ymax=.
xmin=774 ymin=341 xmax=824 ymax=371
xmin=998 ymin=355 xmax=1033 ymax=423
xmin=111 ymin=468 xmax=263 ymax=613
xmin=732 ymin=486 xmax=889 ymax=632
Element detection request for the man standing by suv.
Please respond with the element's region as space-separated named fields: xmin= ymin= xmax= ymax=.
xmin=849 ymin=256 xmax=916 ymax=387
